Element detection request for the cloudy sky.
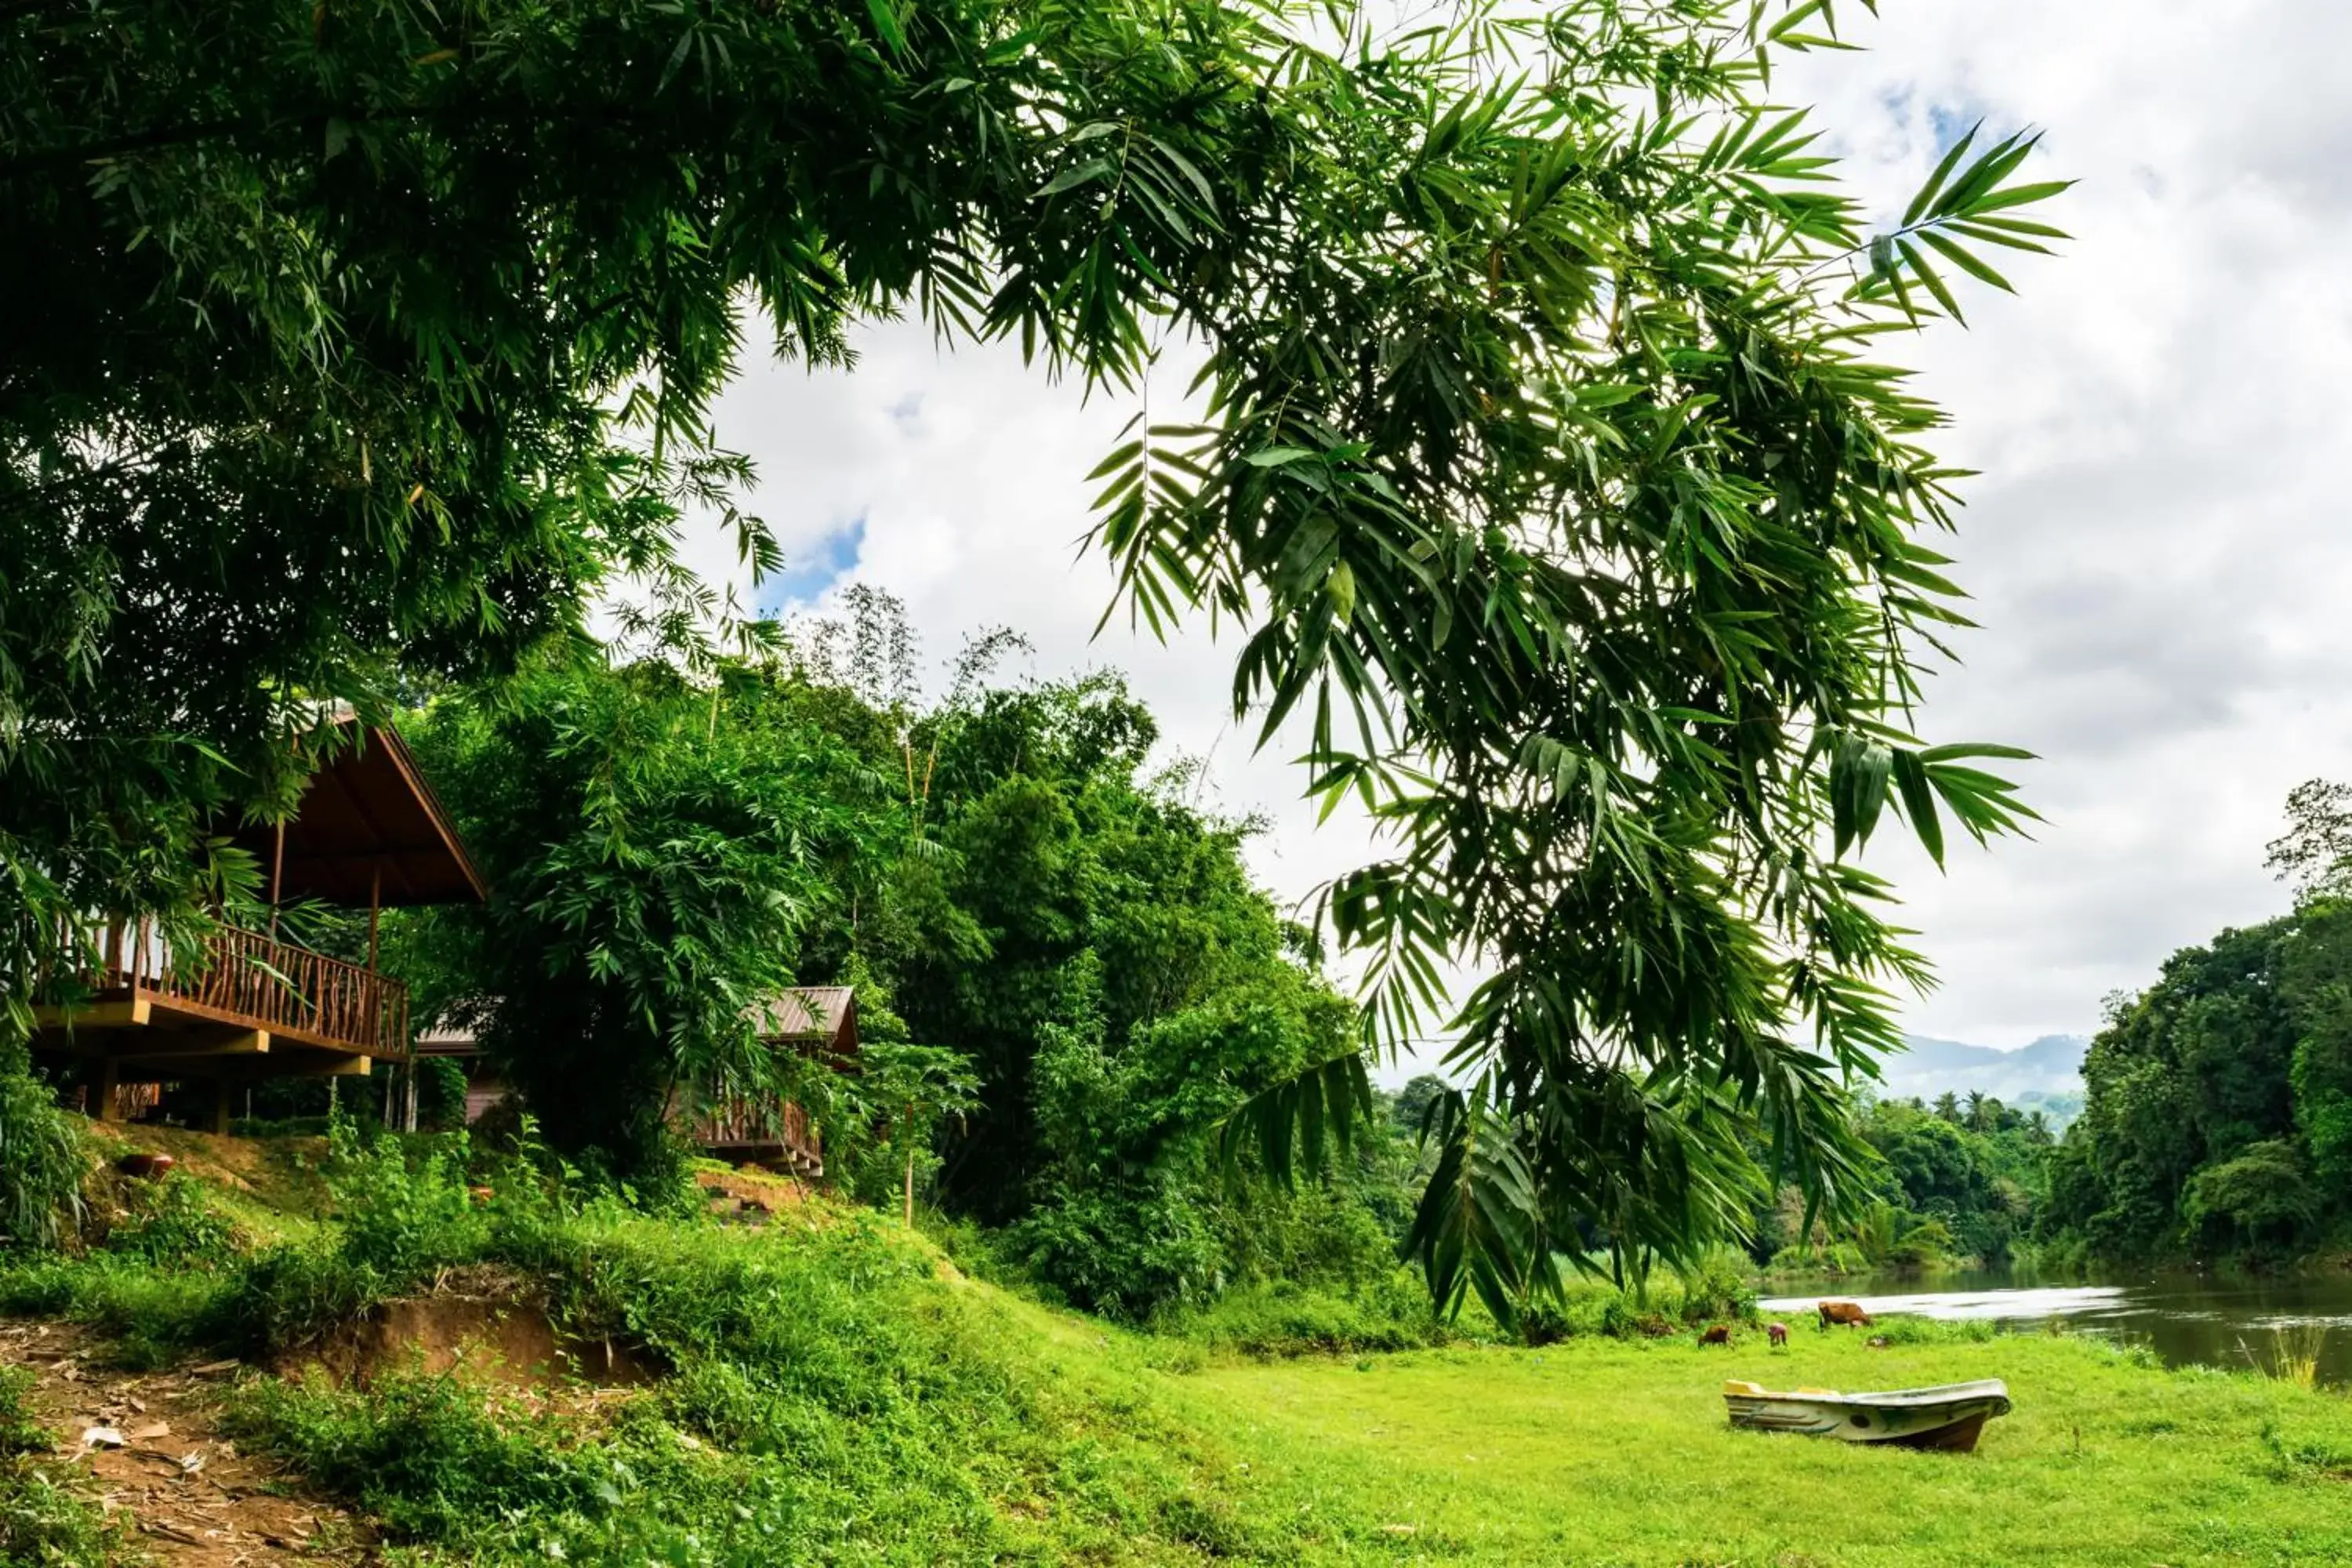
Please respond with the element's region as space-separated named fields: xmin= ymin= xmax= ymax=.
xmin=681 ymin=1 xmax=2352 ymax=1065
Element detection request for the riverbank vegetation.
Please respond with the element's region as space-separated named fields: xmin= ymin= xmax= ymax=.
xmin=2042 ymin=782 xmax=2352 ymax=1269
xmin=1757 ymin=1091 xmax=2056 ymax=1276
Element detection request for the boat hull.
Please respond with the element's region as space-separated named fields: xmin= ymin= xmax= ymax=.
xmin=1722 ymin=1379 xmax=2011 ymax=1453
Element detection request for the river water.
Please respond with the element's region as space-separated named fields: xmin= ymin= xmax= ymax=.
xmin=1758 ymin=1266 xmax=2352 ymax=1385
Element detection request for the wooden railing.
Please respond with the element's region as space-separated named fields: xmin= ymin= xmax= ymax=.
xmin=62 ymin=918 xmax=409 ymax=1058
xmin=688 ymin=1093 xmax=822 ymax=1173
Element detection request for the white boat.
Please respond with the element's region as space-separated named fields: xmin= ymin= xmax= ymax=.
xmin=1722 ymin=1378 xmax=2012 ymax=1451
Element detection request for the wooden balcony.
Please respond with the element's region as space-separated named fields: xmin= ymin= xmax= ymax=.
xmin=691 ymin=1094 xmax=824 ymax=1177
xmin=36 ymin=918 xmax=410 ymax=1065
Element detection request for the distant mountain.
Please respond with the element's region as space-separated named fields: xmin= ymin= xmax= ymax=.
xmin=1874 ymin=1032 xmax=2089 ymax=1107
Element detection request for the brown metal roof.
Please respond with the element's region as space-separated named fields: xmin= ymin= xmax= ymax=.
xmin=751 ymin=986 xmax=858 ymax=1055
xmin=235 ymin=721 xmax=486 ymax=908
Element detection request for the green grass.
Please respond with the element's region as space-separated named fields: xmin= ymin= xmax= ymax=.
xmin=0 ymin=1363 xmax=129 ymax=1566
xmin=1148 ymin=1330 xmax=2352 ymax=1566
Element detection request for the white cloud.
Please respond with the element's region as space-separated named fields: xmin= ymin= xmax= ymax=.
xmin=680 ymin=2 xmax=2352 ymax=1060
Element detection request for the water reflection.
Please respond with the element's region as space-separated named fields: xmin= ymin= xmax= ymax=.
xmin=1758 ymin=1266 xmax=2352 ymax=1385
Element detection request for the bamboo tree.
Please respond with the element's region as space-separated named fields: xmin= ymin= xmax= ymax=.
xmin=5 ymin=0 xmax=2063 ymax=1303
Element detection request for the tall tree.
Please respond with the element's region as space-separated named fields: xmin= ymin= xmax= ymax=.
xmin=401 ymin=658 xmax=905 ymax=1168
xmin=5 ymin=1 xmax=2060 ymax=1307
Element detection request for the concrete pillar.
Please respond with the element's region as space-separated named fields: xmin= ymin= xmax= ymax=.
xmin=91 ymin=1056 xmax=119 ymax=1122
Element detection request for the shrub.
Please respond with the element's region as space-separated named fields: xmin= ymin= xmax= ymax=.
xmin=2184 ymin=1140 xmax=2321 ymax=1256
xmin=0 ymin=1253 xmax=236 ymax=1369
xmin=0 ymin=1460 xmax=125 ymax=1566
xmin=1007 ymin=1183 xmax=1225 ymax=1319
xmin=418 ymin=1058 xmax=472 ymax=1131
xmin=0 ymin=1367 xmax=45 ymax=1457
xmin=1885 ymin=1217 xmax=1960 ymax=1270
xmin=107 ymin=1174 xmax=244 ymax=1269
xmin=1865 ymin=1315 xmax=1997 ymax=1346
xmin=1156 ymin=1272 xmax=1448 ymax=1357
xmin=0 ymin=1045 xmax=84 ymax=1253
xmin=228 ymin=1369 xmax=709 ymax=1545
xmin=1669 ymin=1247 xmax=1759 ymax=1326
xmin=325 ymin=1123 xmax=489 ymax=1282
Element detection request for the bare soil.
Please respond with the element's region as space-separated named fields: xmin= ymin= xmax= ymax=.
xmin=285 ymin=1267 xmax=662 ymax=1389
xmin=1 ymin=1321 xmax=375 ymax=1566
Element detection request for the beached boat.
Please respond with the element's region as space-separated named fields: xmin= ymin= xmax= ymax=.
xmin=1722 ymin=1378 xmax=2012 ymax=1452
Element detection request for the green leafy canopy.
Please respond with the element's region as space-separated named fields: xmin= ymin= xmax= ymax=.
xmin=3 ymin=0 xmax=2062 ymax=1308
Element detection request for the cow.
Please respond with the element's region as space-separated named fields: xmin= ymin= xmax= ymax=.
xmin=1697 ymin=1323 xmax=1732 ymax=1346
xmin=1817 ymin=1299 xmax=1874 ymax=1330
xmin=1766 ymin=1321 xmax=1789 ymax=1348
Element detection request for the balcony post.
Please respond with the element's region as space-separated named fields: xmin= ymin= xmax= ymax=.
xmin=266 ymin=820 xmax=285 ymax=942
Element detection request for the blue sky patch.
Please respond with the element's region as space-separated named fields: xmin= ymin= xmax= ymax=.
xmin=1928 ymin=101 xmax=1981 ymax=158
xmin=760 ymin=515 xmax=866 ymax=615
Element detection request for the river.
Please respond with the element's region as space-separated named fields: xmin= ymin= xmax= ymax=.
xmin=1758 ymin=1265 xmax=2352 ymax=1385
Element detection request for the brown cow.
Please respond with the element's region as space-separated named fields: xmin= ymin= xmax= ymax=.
xmin=1697 ymin=1323 xmax=1732 ymax=1346
xmin=1817 ymin=1299 xmax=1874 ymax=1329
xmin=1766 ymin=1321 xmax=1788 ymax=1348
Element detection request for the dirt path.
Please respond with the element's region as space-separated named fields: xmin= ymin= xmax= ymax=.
xmin=2 ymin=1322 xmax=376 ymax=1566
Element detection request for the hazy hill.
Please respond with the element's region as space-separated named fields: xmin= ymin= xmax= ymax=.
xmin=1876 ymin=1032 xmax=2089 ymax=1112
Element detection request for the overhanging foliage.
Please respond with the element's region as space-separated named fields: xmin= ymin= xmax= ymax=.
xmin=3 ymin=0 xmax=2061 ymax=1303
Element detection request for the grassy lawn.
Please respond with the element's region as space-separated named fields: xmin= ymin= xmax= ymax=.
xmin=1143 ymin=1330 xmax=2352 ymax=1566
xmin=15 ymin=1137 xmax=2352 ymax=1566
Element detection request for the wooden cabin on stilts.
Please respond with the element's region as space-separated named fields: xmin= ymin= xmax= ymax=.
xmin=29 ymin=717 xmax=485 ymax=1133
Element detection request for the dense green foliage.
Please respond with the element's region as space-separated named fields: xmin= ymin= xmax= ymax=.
xmin=2041 ymin=913 xmax=2349 ymax=1262
xmin=395 ymin=636 xmax=1418 ymax=1319
xmin=0 ymin=1457 xmax=123 ymax=1568
xmin=0 ymin=1047 xmax=83 ymax=1254
xmin=1759 ymin=1091 xmax=2050 ymax=1272
xmin=2043 ymin=784 xmax=2352 ymax=1263
xmin=401 ymin=656 xmax=902 ymax=1171
xmin=0 ymin=1367 xmax=42 ymax=1459
xmin=4 ymin=0 xmax=2062 ymax=1305
xmin=873 ymin=667 xmax=1415 ymax=1316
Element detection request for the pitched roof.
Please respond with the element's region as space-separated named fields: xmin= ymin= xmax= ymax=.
xmin=751 ymin=986 xmax=857 ymax=1052
xmin=234 ymin=720 xmax=485 ymax=908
